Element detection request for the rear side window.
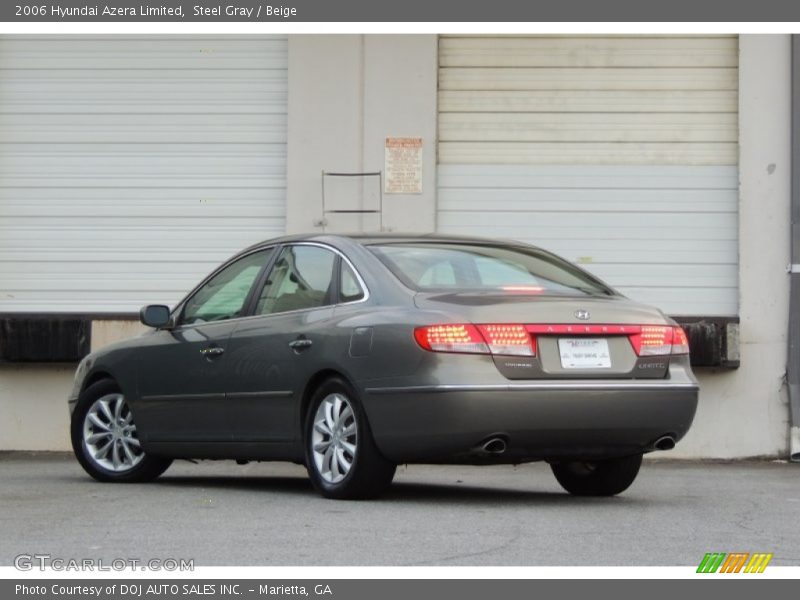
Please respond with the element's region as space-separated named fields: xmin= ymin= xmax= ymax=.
xmin=340 ymin=261 xmax=366 ymax=303
xmin=255 ymin=245 xmax=336 ymax=315
xmin=369 ymin=243 xmax=613 ymax=296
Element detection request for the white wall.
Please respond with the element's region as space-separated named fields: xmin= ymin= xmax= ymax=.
xmin=0 ymin=364 xmax=73 ymax=451
xmin=671 ymin=35 xmax=792 ymax=458
xmin=286 ymin=35 xmax=437 ymax=234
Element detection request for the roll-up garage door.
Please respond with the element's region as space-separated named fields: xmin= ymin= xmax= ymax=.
xmin=0 ymin=35 xmax=287 ymax=313
xmin=437 ymin=35 xmax=739 ymax=316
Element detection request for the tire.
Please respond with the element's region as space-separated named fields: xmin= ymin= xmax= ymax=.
xmin=71 ymin=379 xmax=172 ymax=483
xmin=551 ymin=454 xmax=643 ymax=497
xmin=304 ymin=377 xmax=396 ymax=499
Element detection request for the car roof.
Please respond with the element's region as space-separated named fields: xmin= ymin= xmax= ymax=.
xmin=242 ymin=232 xmax=532 ymax=252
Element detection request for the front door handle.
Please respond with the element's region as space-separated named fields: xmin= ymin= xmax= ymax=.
xmin=200 ymin=346 xmax=225 ymax=358
xmin=288 ymin=338 xmax=313 ymax=352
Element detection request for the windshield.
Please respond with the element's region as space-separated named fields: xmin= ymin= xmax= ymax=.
xmin=369 ymin=243 xmax=614 ymax=296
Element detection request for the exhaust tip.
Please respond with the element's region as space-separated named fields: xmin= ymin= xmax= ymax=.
xmin=653 ymin=435 xmax=676 ymax=451
xmin=481 ymin=437 xmax=507 ymax=454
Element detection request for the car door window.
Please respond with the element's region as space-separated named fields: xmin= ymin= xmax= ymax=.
xmin=255 ymin=245 xmax=336 ymax=315
xmin=339 ymin=261 xmax=365 ymax=303
xmin=181 ymin=249 xmax=273 ymax=325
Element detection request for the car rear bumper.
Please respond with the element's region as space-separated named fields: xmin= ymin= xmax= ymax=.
xmin=361 ymin=379 xmax=699 ymax=464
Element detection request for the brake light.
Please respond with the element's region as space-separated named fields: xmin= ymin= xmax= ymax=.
xmin=628 ymin=326 xmax=689 ymax=356
xmin=477 ymin=324 xmax=536 ymax=356
xmin=414 ymin=323 xmax=535 ymax=356
xmin=413 ymin=324 xmax=488 ymax=354
xmin=671 ymin=327 xmax=690 ymax=355
xmin=415 ymin=323 xmax=688 ymax=357
xmin=501 ymin=286 xmax=545 ymax=293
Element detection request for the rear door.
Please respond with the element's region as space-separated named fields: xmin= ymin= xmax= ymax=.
xmin=134 ymin=248 xmax=274 ymax=442
xmin=223 ymin=243 xmax=339 ymax=441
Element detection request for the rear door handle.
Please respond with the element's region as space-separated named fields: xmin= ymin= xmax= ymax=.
xmin=200 ymin=346 xmax=225 ymax=358
xmin=288 ymin=338 xmax=313 ymax=352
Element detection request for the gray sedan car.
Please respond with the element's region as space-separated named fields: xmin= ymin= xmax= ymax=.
xmin=69 ymin=234 xmax=698 ymax=499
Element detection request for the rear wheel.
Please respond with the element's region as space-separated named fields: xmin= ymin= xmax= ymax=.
xmin=304 ymin=377 xmax=396 ymax=499
xmin=551 ymin=454 xmax=642 ymax=497
xmin=71 ymin=379 xmax=172 ymax=483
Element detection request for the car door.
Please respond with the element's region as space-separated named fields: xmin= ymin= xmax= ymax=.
xmin=134 ymin=248 xmax=274 ymax=443
xmin=223 ymin=243 xmax=338 ymax=442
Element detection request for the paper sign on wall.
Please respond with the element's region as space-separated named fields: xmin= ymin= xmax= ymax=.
xmin=384 ymin=137 xmax=423 ymax=194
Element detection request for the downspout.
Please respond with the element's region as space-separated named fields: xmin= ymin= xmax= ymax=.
xmin=789 ymin=36 xmax=800 ymax=461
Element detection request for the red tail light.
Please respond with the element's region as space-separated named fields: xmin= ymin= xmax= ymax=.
xmin=477 ymin=324 xmax=536 ymax=356
xmin=671 ymin=327 xmax=690 ymax=355
xmin=415 ymin=323 xmax=689 ymax=357
xmin=413 ymin=324 xmax=488 ymax=354
xmin=414 ymin=323 xmax=535 ymax=356
xmin=628 ymin=326 xmax=689 ymax=356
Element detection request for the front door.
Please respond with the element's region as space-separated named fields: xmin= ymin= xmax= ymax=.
xmin=134 ymin=248 xmax=274 ymax=443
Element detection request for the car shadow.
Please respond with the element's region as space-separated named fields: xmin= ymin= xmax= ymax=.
xmin=149 ymin=474 xmax=640 ymax=506
xmin=155 ymin=474 xmax=313 ymax=494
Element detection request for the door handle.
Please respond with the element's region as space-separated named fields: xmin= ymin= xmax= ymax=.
xmin=200 ymin=346 xmax=225 ymax=358
xmin=288 ymin=338 xmax=313 ymax=352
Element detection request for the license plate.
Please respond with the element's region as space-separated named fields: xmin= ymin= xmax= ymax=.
xmin=558 ymin=338 xmax=612 ymax=369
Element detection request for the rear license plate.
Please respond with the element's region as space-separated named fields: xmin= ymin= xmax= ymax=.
xmin=558 ymin=338 xmax=611 ymax=369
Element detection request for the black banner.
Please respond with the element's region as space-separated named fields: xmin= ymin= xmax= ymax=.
xmin=3 ymin=0 xmax=800 ymax=22
xmin=3 ymin=579 xmax=798 ymax=600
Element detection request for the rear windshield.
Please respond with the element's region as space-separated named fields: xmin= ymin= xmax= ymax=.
xmin=369 ymin=243 xmax=614 ymax=296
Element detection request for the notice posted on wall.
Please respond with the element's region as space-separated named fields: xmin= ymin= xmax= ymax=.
xmin=384 ymin=137 xmax=423 ymax=194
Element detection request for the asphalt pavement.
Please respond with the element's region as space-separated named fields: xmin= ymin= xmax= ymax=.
xmin=0 ymin=452 xmax=798 ymax=566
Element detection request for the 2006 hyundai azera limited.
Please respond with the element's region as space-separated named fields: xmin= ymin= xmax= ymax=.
xmin=69 ymin=234 xmax=699 ymax=499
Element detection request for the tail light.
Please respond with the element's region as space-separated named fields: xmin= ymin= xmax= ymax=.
xmin=628 ymin=326 xmax=689 ymax=356
xmin=414 ymin=323 xmax=535 ymax=356
xmin=413 ymin=324 xmax=488 ymax=354
xmin=415 ymin=323 xmax=688 ymax=357
xmin=671 ymin=327 xmax=690 ymax=355
xmin=477 ymin=324 xmax=536 ymax=356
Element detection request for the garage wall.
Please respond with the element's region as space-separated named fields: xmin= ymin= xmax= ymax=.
xmin=437 ymin=35 xmax=739 ymax=316
xmin=0 ymin=35 xmax=288 ymax=313
xmin=286 ymin=35 xmax=438 ymax=235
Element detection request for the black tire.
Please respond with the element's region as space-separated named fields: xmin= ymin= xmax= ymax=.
xmin=304 ymin=377 xmax=396 ymax=499
xmin=71 ymin=379 xmax=172 ymax=483
xmin=551 ymin=454 xmax=643 ymax=497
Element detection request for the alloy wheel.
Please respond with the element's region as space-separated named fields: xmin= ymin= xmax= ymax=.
xmin=311 ymin=393 xmax=358 ymax=484
xmin=82 ymin=393 xmax=144 ymax=472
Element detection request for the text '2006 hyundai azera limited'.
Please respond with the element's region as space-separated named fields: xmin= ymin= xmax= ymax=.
xmin=69 ymin=234 xmax=698 ymax=499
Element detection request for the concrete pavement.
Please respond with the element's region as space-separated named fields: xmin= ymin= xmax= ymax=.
xmin=0 ymin=453 xmax=798 ymax=566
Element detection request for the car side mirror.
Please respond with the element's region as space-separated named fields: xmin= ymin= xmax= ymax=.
xmin=139 ymin=304 xmax=172 ymax=329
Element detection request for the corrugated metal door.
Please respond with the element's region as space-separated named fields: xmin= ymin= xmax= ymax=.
xmin=0 ymin=35 xmax=287 ymax=313
xmin=438 ymin=36 xmax=739 ymax=316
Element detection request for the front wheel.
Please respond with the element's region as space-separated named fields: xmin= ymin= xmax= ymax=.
xmin=71 ymin=379 xmax=172 ymax=483
xmin=304 ymin=377 xmax=396 ymax=499
xmin=550 ymin=454 xmax=643 ymax=497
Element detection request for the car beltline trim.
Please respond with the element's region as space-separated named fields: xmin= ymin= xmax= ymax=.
xmin=364 ymin=382 xmax=699 ymax=394
xmin=226 ymin=391 xmax=293 ymax=400
xmin=140 ymin=393 xmax=226 ymax=402
xmin=141 ymin=391 xmax=292 ymax=402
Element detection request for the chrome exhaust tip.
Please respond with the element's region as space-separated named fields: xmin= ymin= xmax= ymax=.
xmin=653 ymin=435 xmax=676 ymax=451
xmin=481 ymin=437 xmax=507 ymax=454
